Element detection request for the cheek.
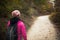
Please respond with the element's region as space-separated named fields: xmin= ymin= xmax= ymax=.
xmin=12 ymin=13 xmax=17 ymax=16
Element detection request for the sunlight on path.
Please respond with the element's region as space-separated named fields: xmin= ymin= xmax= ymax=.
xmin=49 ymin=0 xmax=55 ymax=7
xmin=27 ymin=15 xmax=58 ymax=40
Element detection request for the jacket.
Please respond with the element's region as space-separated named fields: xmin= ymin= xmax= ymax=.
xmin=7 ymin=20 xmax=27 ymax=40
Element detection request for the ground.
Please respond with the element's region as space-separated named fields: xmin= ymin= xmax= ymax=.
xmin=27 ymin=15 xmax=60 ymax=40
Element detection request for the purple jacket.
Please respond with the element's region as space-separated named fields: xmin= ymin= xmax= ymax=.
xmin=7 ymin=21 xmax=27 ymax=40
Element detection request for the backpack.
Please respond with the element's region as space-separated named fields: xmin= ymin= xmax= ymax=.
xmin=6 ymin=23 xmax=17 ymax=40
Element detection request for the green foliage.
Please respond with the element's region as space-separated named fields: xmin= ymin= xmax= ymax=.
xmin=50 ymin=0 xmax=60 ymax=25
xmin=33 ymin=0 xmax=47 ymax=6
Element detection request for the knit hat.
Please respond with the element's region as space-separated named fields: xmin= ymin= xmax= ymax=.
xmin=12 ymin=10 xmax=21 ymax=17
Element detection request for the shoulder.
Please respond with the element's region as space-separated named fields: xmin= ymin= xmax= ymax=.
xmin=17 ymin=20 xmax=25 ymax=26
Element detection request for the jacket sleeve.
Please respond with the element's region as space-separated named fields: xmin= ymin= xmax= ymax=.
xmin=7 ymin=21 xmax=10 ymax=27
xmin=21 ymin=22 xmax=27 ymax=40
xmin=17 ymin=21 xmax=27 ymax=40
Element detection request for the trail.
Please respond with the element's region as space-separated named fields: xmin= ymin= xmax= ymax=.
xmin=27 ymin=15 xmax=59 ymax=40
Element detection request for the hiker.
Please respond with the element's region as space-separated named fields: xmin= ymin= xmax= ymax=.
xmin=6 ymin=10 xmax=27 ymax=40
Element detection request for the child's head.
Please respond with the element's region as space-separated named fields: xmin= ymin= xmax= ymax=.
xmin=12 ymin=10 xmax=21 ymax=17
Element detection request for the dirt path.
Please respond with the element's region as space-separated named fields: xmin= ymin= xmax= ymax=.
xmin=27 ymin=15 xmax=59 ymax=40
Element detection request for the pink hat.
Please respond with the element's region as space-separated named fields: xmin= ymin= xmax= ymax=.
xmin=12 ymin=10 xmax=21 ymax=17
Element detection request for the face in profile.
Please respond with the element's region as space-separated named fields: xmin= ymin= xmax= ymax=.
xmin=12 ymin=10 xmax=21 ymax=17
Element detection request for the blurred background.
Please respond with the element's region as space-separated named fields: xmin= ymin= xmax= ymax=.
xmin=0 ymin=0 xmax=55 ymax=40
